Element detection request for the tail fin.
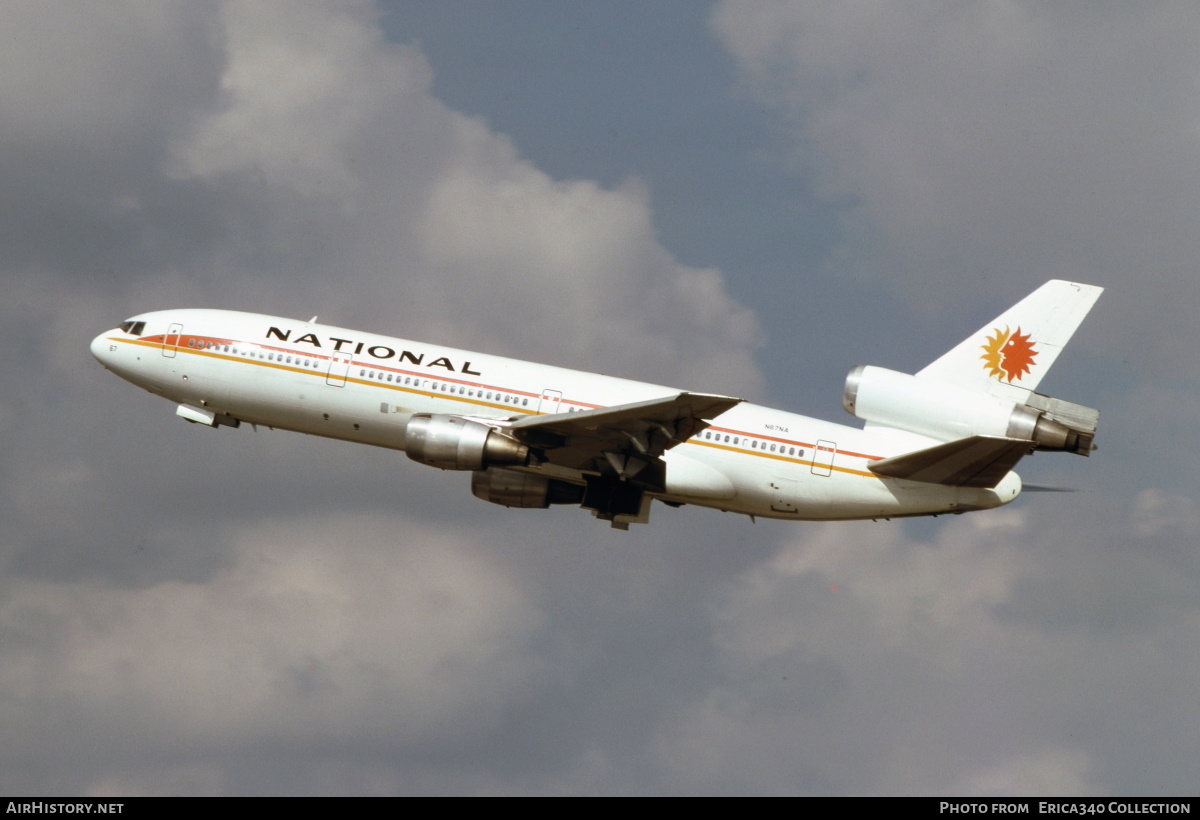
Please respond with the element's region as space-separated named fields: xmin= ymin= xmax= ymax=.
xmin=917 ymin=280 xmax=1104 ymax=401
xmin=845 ymin=280 xmax=1103 ymax=459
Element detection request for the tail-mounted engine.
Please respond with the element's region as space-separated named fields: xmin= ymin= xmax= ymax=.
xmin=843 ymin=365 xmax=1098 ymax=456
xmin=405 ymin=414 xmax=531 ymax=470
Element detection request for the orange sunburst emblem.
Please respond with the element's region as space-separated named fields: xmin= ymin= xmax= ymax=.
xmin=980 ymin=326 xmax=1038 ymax=382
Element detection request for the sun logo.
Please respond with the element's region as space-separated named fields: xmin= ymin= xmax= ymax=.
xmin=980 ymin=326 xmax=1037 ymax=382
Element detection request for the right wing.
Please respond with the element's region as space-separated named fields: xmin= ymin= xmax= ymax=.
xmin=501 ymin=392 xmax=743 ymax=478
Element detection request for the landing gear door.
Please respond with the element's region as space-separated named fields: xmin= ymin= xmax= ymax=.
xmin=326 ymin=352 xmax=352 ymax=386
xmin=162 ymin=323 xmax=182 ymax=358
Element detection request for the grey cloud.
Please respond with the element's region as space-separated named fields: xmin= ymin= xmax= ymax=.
xmin=713 ymin=1 xmax=1200 ymax=379
xmin=3 ymin=0 xmax=1196 ymax=796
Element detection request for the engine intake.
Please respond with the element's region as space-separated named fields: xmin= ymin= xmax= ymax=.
xmin=405 ymin=414 xmax=530 ymax=470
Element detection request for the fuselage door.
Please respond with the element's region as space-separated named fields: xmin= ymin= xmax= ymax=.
xmin=162 ymin=323 xmax=183 ymax=358
xmin=326 ymin=352 xmax=352 ymax=386
xmin=538 ymin=389 xmax=562 ymax=415
xmin=812 ymin=440 xmax=836 ymax=477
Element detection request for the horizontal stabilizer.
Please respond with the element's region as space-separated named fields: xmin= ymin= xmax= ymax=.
xmin=868 ymin=435 xmax=1032 ymax=488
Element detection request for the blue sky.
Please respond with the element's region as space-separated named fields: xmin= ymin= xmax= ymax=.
xmin=383 ymin=1 xmax=850 ymax=413
xmin=2 ymin=0 xmax=1199 ymax=796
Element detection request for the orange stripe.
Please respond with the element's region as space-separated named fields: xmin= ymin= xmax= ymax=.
xmin=114 ymin=335 xmax=881 ymax=464
xmin=690 ymin=440 xmax=879 ymax=478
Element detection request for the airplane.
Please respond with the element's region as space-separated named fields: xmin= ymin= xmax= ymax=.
xmin=90 ymin=280 xmax=1102 ymax=529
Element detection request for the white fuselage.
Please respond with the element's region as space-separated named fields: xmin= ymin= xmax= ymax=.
xmin=90 ymin=309 xmax=1020 ymax=522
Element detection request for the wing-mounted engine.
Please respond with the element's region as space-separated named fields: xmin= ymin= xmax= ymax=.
xmin=404 ymin=413 xmax=531 ymax=470
xmin=504 ymin=392 xmax=743 ymax=528
xmin=471 ymin=467 xmax=584 ymax=508
xmin=843 ymin=365 xmax=1098 ymax=456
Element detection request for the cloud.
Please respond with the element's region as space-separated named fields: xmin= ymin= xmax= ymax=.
xmin=0 ymin=0 xmax=768 ymax=795
xmin=4 ymin=0 xmax=1198 ymax=796
xmin=712 ymin=1 xmax=1200 ymax=376
xmin=0 ymin=514 xmax=548 ymax=792
xmin=642 ymin=502 xmax=1200 ymax=794
xmin=155 ymin=1 xmax=764 ymax=395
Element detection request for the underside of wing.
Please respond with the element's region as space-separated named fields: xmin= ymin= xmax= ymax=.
xmin=868 ymin=435 xmax=1033 ymax=488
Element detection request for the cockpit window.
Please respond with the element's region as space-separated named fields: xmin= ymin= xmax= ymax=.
xmin=119 ymin=320 xmax=146 ymax=336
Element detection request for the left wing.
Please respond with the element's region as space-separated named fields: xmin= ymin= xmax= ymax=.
xmin=502 ymin=392 xmax=742 ymax=479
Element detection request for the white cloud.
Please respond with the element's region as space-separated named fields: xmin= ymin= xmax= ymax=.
xmin=953 ymin=747 xmax=1102 ymax=797
xmin=151 ymin=1 xmax=765 ymax=395
xmin=0 ymin=515 xmax=545 ymax=771
xmin=169 ymin=1 xmax=431 ymax=200
xmin=0 ymin=1 xmax=769 ymax=793
xmin=0 ymin=1 xmax=217 ymax=149
xmin=6 ymin=0 xmax=1199 ymax=796
xmin=713 ymin=1 xmax=1200 ymax=375
xmin=637 ymin=500 xmax=1200 ymax=794
xmin=1130 ymin=488 xmax=1200 ymax=537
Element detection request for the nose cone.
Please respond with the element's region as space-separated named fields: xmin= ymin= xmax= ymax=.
xmin=90 ymin=331 xmax=114 ymax=366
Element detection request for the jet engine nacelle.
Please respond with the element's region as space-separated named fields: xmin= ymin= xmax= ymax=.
xmin=405 ymin=414 xmax=530 ymax=471
xmin=471 ymin=467 xmax=584 ymax=508
xmin=843 ymin=365 xmax=1097 ymax=456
